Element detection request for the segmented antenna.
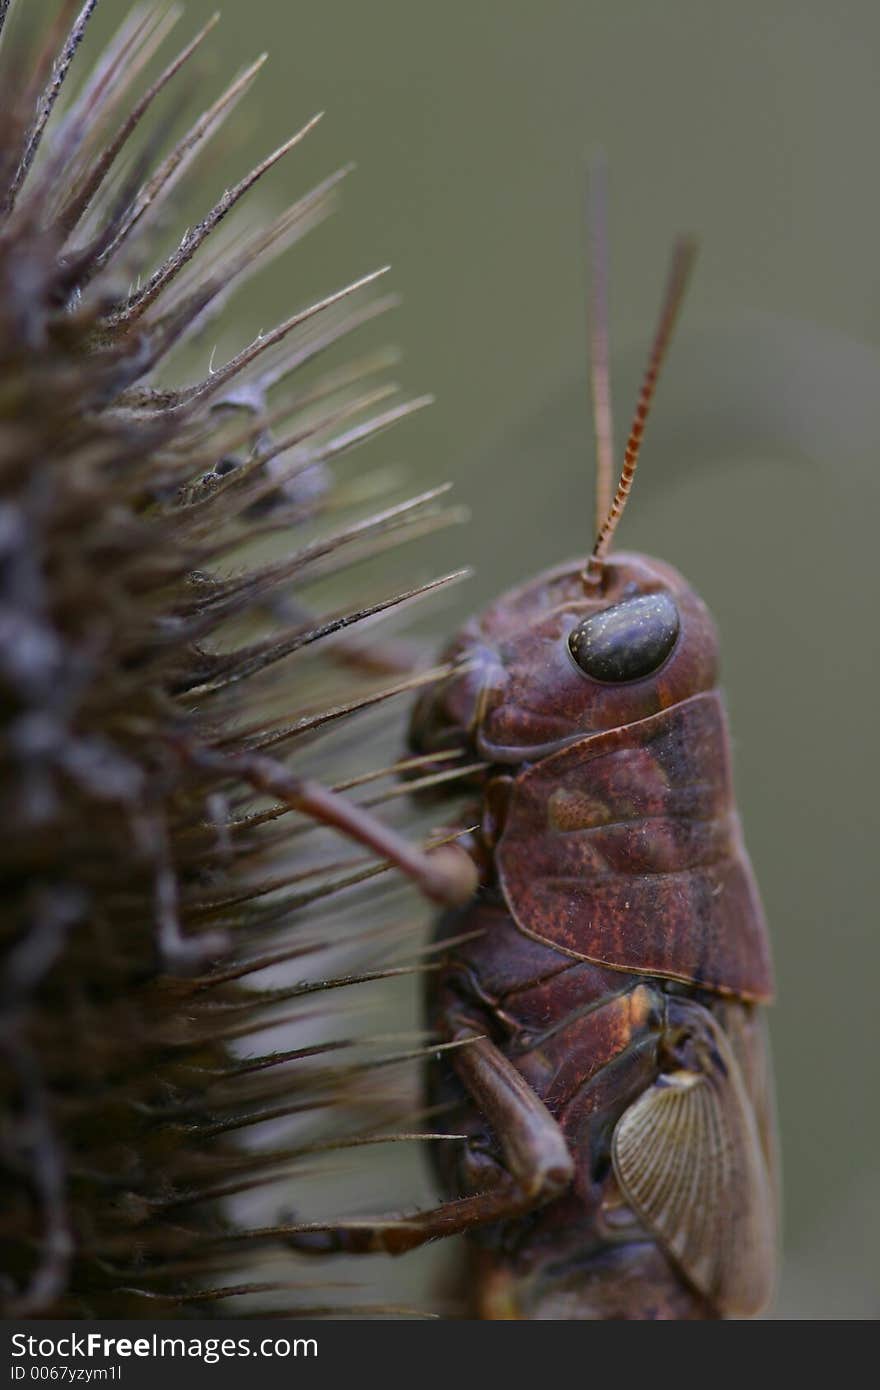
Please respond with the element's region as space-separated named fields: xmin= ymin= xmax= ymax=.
xmin=587 ymin=157 xmax=615 ymax=534
xmin=587 ymin=235 xmax=697 ymax=580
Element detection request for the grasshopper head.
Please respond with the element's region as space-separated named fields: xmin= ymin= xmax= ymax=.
xmin=410 ymin=551 xmax=719 ymax=768
xmin=413 ymin=230 xmax=706 ymax=770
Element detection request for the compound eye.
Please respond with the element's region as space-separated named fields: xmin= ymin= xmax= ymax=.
xmin=568 ymin=593 xmax=680 ymax=683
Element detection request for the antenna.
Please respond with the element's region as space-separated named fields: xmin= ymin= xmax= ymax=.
xmin=587 ymin=235 xmax=697 ymax=581
xmin=587 ymin=157 xmax=615 ymax=533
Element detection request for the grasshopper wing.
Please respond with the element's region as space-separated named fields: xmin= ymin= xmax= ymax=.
xmin=612 ymin=1000 xmax=776 ymax=1317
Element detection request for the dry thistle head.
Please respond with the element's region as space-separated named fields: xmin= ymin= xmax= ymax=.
xmin=0 ymin=0 xmax=472 ymax=1317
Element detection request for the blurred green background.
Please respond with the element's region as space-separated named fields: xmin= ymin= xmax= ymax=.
xmin=84 ymin=0 xmax=880 ymax=1318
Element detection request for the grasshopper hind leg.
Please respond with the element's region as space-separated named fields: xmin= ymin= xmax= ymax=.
xmin=612 ymin=996 xmax=777 ymax=1317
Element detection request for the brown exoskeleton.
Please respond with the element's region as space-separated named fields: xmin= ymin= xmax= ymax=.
xmin=288 ymin=193 xmax=778 ymax=1320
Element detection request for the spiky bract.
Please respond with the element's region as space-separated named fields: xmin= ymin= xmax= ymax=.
xmin=0 ymin=0 xmax=467 ymax=1317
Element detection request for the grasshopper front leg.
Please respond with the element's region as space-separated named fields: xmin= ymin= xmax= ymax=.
xmin=182 ymin=743 xmax=478 ymax=908
xmin=284 ymin=1031 xmax=574 ymax=1256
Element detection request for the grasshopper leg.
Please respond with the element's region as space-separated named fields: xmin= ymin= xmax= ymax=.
xmin=181 ymin=742 xmax=478 ymax=907
xmin=284 ymin=1031 xmax=573 ymax=1256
